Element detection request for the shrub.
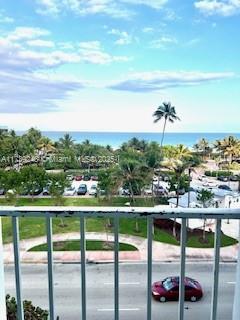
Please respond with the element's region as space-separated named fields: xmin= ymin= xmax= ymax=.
xmin=205 ymin=170 xmax=232 ymax=177
xmin=6 ymin=294 xmax=49 ymax=320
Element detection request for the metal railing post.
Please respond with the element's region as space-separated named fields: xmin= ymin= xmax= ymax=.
xmin=12 ymin=216 xmax=24 ymax=320
xmin=210 ymin=219 xmax=221 ymax=320
xmin=232 ymin=220 xmax=240 ymax=320
xmin=0 ymin=217 xmax=7 ymax=320
xmin=46 ymin=216 xmax=55 ymax=320
xmin=178 ymin=218 xmax=187 ymax=320
xmin=80 ymin=216 xmax=86 ymax=320
xmin=114 ymin=214 xmax=119 ymax=320
xmin=147 ymin=217 xmax=153 ymax=320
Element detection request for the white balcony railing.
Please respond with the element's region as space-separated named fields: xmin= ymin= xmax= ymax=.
xmin=0 ymin=206 xmax=240 ymax=320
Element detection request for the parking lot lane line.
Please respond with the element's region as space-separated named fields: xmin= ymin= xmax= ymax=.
xmin=97 ymin=308 xmax=140 ymax=312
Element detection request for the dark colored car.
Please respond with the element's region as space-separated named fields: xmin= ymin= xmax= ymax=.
xmin=29 ymin=186 xmax=43 ymax=196
xmin=83 ymin=175 xmax=91 ymax=181
xmin=152 ymin=276 xmax=203 ymax=302
xmin=75 ymin=175 xmax=83 ymax=181
xmin=0 ymin=188 xmax=5 ymax=196
xmin=218 ymin=185 xmax=232 ymax=191
xmin=42 ymin=187 xmax=50 ymax=196
xmin=77 ymin=184 xmax=87 ymax=195
xmin=230 ymin=175 xmax=239 ymax=181
xmin=154 ymin=186 xmax=167 ymax=196
xmin=20 ymin=187 xmax=29 ymax=196
xmin=217 ymin=176 xmax=229 ymax=182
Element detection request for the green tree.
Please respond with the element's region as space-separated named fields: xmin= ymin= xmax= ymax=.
xmin=197 ymin=189 xmax=215 ymax=241
xmin=59 ymin=133 xmax=75 ymax=150
xmin=153 ymin=102 xmax=180 ymax=151
xmin=193 ymin=138 xmax=212 ymax=160
xmin=20 ymin=166 xmax=46 ymax=201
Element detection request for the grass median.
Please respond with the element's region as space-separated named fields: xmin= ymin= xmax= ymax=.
xmin=29 ymin=240 xmax=138 ymax=252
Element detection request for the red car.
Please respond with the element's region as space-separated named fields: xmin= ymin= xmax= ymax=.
xmin=75 ymin=175 xmax=83 ymax=181
xmin=152 ymin=276 xmax=203 ymax=302
xmin=91 ymin=176 xmax=98 ymax=181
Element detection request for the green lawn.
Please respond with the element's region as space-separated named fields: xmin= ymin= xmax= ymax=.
xmin=29 ymin=240 xmax=138 ymax=252
xmin=0 ymin=197 xmax=237 ymax=248
xmin=0 ymin=196 xmax=164 ymax=207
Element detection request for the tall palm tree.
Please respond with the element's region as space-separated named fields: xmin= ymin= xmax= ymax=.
xmin=193 ymin=138 xmax=212 ymax=160
xmin=174 ymin=144 xmax=192 ymax=160
xmin=214 ymin=136 xmax=240 ymax=163
xmin=59 ymin=134 xmax=75 ymax=149
xmin=153 ymin=102 xmax=180 ymax=151
xmin=153 ymin=102 xmax=180 ymax=191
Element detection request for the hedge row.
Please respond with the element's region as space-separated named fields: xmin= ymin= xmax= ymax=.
xmin=205 ymin=170 xmax=232 ymax=177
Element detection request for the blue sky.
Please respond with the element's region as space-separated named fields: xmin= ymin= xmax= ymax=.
xmin=0 ymin=0 xmax=239 ymax=132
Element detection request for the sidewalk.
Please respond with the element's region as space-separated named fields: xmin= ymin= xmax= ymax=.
xmin=3 ymin=232 xmax=239 ymax=264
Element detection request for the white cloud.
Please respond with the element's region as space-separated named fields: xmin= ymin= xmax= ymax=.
xmin=121 ymin=0 xmax=168 ymax=9
xmin=8 ymin=27 xmax=50 ymax=41
xmin=150 ymin=36 xmax=178 ymax=49
xmin=0 ymin=27 xmax=130 ymax=113
xmin=142 ymin=27 xmax=154 ymax=33
xmin=27 ymin=39 xmax=55 ymax=48
xmin=195 ymin=0 xmax=240 ymax=16
xmin=108 ymin=71 xmax=234 ymax=92
xmin=108 ymin=29 xmax=132 ymax=45
xmin=0 ymin=12 xmax=14 ymax=23
xmin=35 ymin=0 xmax=168 ymax=18
xmin=0 ymin=27 xmax=130 ymax=71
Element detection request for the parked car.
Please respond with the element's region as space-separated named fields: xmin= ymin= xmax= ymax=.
xmin=202 ymin=180 xmax=218 ymax=188
xmin=77 ymin=184 xmax=88 ymax=195
xmin=29 ymin=186 xmax=43 ymax=196
xmin=0 ymin=188 xmax=5 ymax=196
xmin=91 ymin=176 xmax=98 ymax=181
xmin=20 ymin=187 xmax=29 ymax=196
xmin=75 ymin=175 xmax=83 ymax=181
xmin=88 ymin=185 xmax=97 ymax=196
xmin=63 ymin=186 xmax=76 ymax=196
xmin=218 ymin=185 xmax=232 ymax=191
xmin=154 ymin=185 xmax=167 ymax=196
xmin=42 ymin=187 xmax=50 ymax=196
xmin=152 ymin=276 xmax=203 ymax=302
xmin=198 ymin=175 xmax=207 ymax=181
xmin=230 ymin=175 xmax=239 ymax=181
xmin=83 ymin=175 xmax=91 ymax=181
xmin=119 ymin=188 xmax=131 ymax=196
xmin=217 ymin=176 xmax=229 ymax=182
xmin=142 ymin=186 xmax=153 ymax=196
xmin=66 ymin=175 xmax=74 ymax=181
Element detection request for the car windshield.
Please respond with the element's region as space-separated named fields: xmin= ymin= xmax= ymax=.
xmin=91 ymin=186 xmax=97 ymax=189
xmin=162 ymin=278 xmax=175 ymax=291
xmin=187 ymin=279 xmax=198 ymax=289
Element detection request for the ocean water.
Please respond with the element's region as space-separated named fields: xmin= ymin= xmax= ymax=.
xmin=18 ymin=131 xmax=240 ymax=149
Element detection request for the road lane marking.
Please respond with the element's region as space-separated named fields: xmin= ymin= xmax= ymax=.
xmin=104 ymin=282 xmax=140 ymax=285
xmin=97 ymin=308 xmax=140 ymax=312
xmin=227 ymin=282 xmax=236 ymax=284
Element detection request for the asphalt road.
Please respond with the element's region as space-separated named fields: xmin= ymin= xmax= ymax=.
xmin=4 ymin=262 xmax=237 ymax=320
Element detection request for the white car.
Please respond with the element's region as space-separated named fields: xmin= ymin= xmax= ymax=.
xmin=142 ymin=186 xmax=152 ymax=196
xmin=63 ymin=187 xmax=76 ymax=196
xmin=198 ymin=175 xmax=207 ymax=181
xmin=89 ymin=185 xmax=97 ymax=196
xmin=202 ymin=180 xmax=218 ymax=188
